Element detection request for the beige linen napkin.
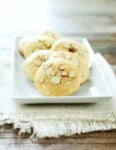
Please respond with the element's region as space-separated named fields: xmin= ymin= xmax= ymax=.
xmin=0 ymin=52 xmax=116 ymax=138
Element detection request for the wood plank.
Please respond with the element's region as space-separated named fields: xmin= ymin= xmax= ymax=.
xmin=0 ymin=137 xmax=116 ymax=144
xmin=1 ymin=130 xmax=116 ymax=138
xmin=0 ymin=125 xmax=116 ymax=144
xmin=1 ymin=143 xmax=116 ymax=150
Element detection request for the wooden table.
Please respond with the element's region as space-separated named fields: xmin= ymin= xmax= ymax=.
xmin=0 ymin=0 xmax=116 ymax=149
xmin=0 ymin=124 xmax=116 ymax=150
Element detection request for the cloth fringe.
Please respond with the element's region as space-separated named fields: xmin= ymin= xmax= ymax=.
xmin=0 ymin=111 xmax=116 ymax=138
xmin=0 ymin=111 xmax=116 ymax=122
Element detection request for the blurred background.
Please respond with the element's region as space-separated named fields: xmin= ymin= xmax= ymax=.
xmin=0 ymin=0 xmax=116 ymax=64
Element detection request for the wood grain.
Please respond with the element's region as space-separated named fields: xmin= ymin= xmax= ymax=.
xmin=0 ymin=124 xmax=116 ymax=150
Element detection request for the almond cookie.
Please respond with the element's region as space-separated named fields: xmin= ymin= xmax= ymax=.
xmin=51 ymin=38 xmax=90 ymax=67
xmin=50 ymin=51 xmax=80 ymax=67
xmin=50 ymin=51 xmax=90 ymax=84
xmin=18 ymin=36 xmax=55 ymax=58
xmin=23 ymin=50 xmax=53 ymax=81
xmin=40 ymin=30 xmax=63 ymax=40
xmin=80 ymin=64 xmax=90 ymax=84
xmin=34 ymin=58 xmax=80 ymax=96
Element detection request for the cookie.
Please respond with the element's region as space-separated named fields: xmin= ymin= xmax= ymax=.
xmin=51 ymin=38 xmax=90 ymax=66
xmin=80 ymin=64 xmax=90 ymax=84
xmin=18 ymin=36 xmax=55 ymax=58
xmin=40 ymin=30 xmax=63 ymax=40
xmin=50 ymin=51 xmax=80 ymax=67
xmin=23 ymin=50 xmax=53 ymax=81
xmin=34 ymin=58 xmax=80 ymax=96
xmin=50 ymin=51 xmax=90 ymax=84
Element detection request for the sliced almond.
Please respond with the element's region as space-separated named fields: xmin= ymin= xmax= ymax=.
xmin=61 ymin=71 xmax=68 ymax=76
xmin=50 ymin=76 xmax=61 ymax=84
xmin=58 ymin=64 xmax=65 ymax=71
xmin=56 ymin=71 xmax=61 ymax=77
xmin=39 ymin=77 xmax=44 ymax=83
xmin=51 ymin=70 xmax=55 ymax=76
xmin=45 ymin=67 xmax=53 ymax=78
xmin=69 ymin=71 xmax=76 ymax=78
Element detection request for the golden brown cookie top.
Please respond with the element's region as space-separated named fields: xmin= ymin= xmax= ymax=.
xmin=40 ymin=30 xmax=63 ymax=40
xmin=51 ymin=38 xmax=87 ymax=54
xmin=23 ymin=50 xmax=53 ymax=81
xmin=50 ymin=51 xmax=80 ymax=67
xmin=18 ymin=36 xmax=55 ymax=58
xmin=36 ymin=58 xmax=79 ymax=85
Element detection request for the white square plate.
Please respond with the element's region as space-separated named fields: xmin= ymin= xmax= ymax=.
xmin=12 ymin=37 xmax=112 ymax=104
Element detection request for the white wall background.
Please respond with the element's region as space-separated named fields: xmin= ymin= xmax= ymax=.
xmin=0 ymin=0 xmax=115 ymax=36
xmin=0 ymin=0 xmax=115 ymax=52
